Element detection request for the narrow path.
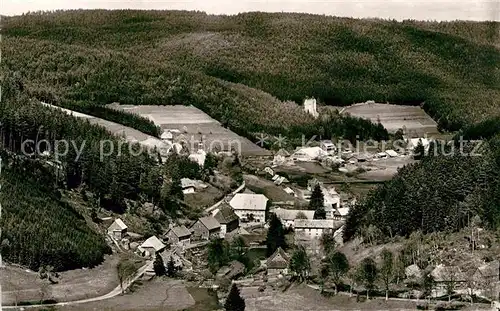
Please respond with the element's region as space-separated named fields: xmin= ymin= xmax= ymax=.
xmin=205 ymin=181 xmax=245 ymax=213
xmin=2 ymin=260 xmax=153 ymax=309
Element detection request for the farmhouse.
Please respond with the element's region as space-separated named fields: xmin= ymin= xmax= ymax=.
xmin=273 ymin=148 xmax=290 ymax=166
xmin=165 ymin=225 xmax=192 ymax=247
xmin=213 ymin=204 xmax=240 ymax=236
xmin=229 ymin=193 xmax=269 ymax=223
xmin=291 ymin=147 xmax=327 ymax=162
xmin=107 ymin=218 xmax=128 ymax=241
xmin=431 ymin=265 xmax=467 ymax=293
xmin=273 ymin=208 xmax=314 ymax=228
xmin=265 ymin=247 xmax=290 ymax=275
xmin=191 ymin=216 xmax=221 ymax=241
xmin=472 ymin=260 xmax=500 ymax=296
xmin=294 ymin=219 xmax=337 ymax=239
xmin=294 ymin=219 xmax=340 ymax=254
xmin=138 ymin=236 xmax=166 ymax=257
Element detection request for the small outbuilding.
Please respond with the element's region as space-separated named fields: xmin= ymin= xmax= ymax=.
xmin=107 ymin=218 xmax=128 ymax=241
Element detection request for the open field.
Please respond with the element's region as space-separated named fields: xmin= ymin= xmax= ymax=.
xmin=40 ymin=102 xmax=171 ymax=153
xmin=113 ymin=105 xmax=272 ymax=157
xmin=243 ymin=174 xmax=300 ymax=203
xmin=341 ymin=103 xmax=439 ymax=136
xmin=38 ymin=279 xmax=195 ymax=311
xmin=1 ymin=255 xmax=120 ymax=305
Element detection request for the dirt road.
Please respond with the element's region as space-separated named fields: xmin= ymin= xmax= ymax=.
xmin=2 ymin=261 xmax=153 ymax=309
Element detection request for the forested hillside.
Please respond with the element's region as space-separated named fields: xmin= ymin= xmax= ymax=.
xmin=0 ymin=74 xmax=194 ymax=270
xmin=3 ymin=10 xmax=499 ymax=136
xmin=344 ymin=137 xmax=500 ymax=242
xmin=0 ymin=160 xmax=112 ymax=271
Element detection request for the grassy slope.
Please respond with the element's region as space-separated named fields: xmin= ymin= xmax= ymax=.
xmin=3 ymin=10 xmax=500 ymax=133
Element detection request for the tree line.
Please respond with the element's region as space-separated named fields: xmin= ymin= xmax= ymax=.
xmin=344 ymin=136 xmax=500 ymax=242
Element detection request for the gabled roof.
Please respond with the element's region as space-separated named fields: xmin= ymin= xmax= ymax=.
xmin=213 ymin=205 xmax=239 ymax=225
xmin=294 ymin=219 xmax=336 ymax=229
xmin=266 ymin=247 xmax=290 ymax=269
xmin=275 ymin=149 xmax=290 ymax=157
xmin=385 ymin=150 xmax=398 ymax=157
xmin=168 ymin=225 xmax=191 ymax=238
xmin=334 ymin=207 xmax=350 ymax=217
xmin=476 ymin=260 xmax=500 ymax=278
xmin=140 ymin=236 xmax=166 ymax=252
xmin=273 ymin=208 xmax=314 ymax=221
xmin=431 ymin=265 xmax=466 ymax=282
xmin=292 ymin=147 xmax=327 ymax=158
xmin=181 ymin=178 xmax=197 ymax=189
xmin=198 ymin=216 xmax=221 ymax=231
xmin=229 ymin=194 xmax=268 ymax=211
xmin=108 ymin=218 xmax=127 ymax=231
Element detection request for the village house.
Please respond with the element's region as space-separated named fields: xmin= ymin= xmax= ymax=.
xmin=165 ymin=225 xmax=192 ymax=247
xmin=138 ymin=236 xmax=166 ymax=257
xmin=291 ymin=147 xmax=327 ymax=162
xmin=107 ymin=218 xmax=128 ymax=241
xmin=472 ymin=260 xmax=500 ymax=298
xmin=273 ymin=208 xmax=314 ymax=228
xmin=190 ymin=216 xmax=221 ymax=241
xmin=294 ymin=219 xmax=340 ymax=254
xmin=161 ymin=130 xmax=173 ymax=141
xmin=213 ymin=204 xmax=240 ymax=237
xmin=181 ymin=178 xmax=196 ymax=194
xmin=315 ymin=185 xmax=341 ymax=219
xmin=431 ymin=265 xmax=467 ymax=296
xmin=265 ymin=247 xmax=290 ymax=275
xmin=332 ymin=207 xmax=350 ymax=220
xmin=263 ymin=167 xmax=274 ymax=176
xmin=229 ymin=193 xmax=269 ymax=224
xmin=273 ymin=148 xmax=290 ymax=166
xmin=320 ymin=140 xmax=336 ymax=154
xmin=294 ymin=219 xmax=337 ymax=239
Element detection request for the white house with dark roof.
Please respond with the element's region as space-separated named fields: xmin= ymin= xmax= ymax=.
xmin=229 ymin=193 xmax=268 ymax=224
xmin=273 ymin=208 xmax=314 ymax=228
xmin=165 ymin=225 xmax=192 ymax=247
xmin=107 ymin=218 xmax=128 ymax=241
xmin=191 ymin=216 xmax=221 ymax=241
xmin=294 ymin=219 xmax=337 ymax=239
xmin=294 ymin=219 xmax=341 ymax=254
xmin=138 ymin=236 xmax=166 ymax=257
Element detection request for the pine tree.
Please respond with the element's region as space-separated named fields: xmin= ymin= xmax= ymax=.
xmin=309 ymin=184 xmax=326 ymax=219
xmin=166 ymin=256 xmax=177 ymax=277
xmin=153 ymin=253 xmax=166 ymax=277
xmin=266 ymin=213 xmax=286 ymax=257
xmin=225 ymin=284 xmax=245 ymax=311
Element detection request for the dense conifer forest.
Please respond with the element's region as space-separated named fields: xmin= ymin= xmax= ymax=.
xmin=3 ymin=10 xmax=499 ymax=137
